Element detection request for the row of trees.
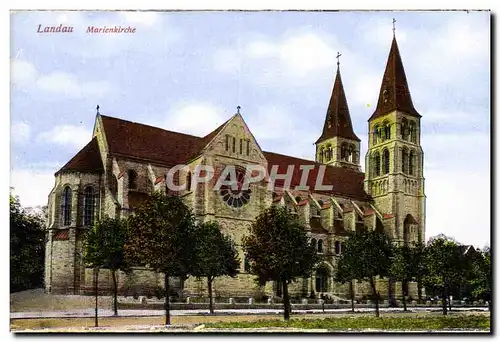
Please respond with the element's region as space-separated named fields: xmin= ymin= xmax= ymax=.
xmin=84 ymin=192 xmax=240 ymax=325
xmin=336 ymin=230 xmax=491 ymax=317
xmin=83 ymin=191 xmax=490 ymax=324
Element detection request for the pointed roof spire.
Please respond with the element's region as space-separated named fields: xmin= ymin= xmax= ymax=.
xmin=316 ymin=60 xmax=360 ymax=144
xmin=369 ymin=34 xmax=421 ymax=120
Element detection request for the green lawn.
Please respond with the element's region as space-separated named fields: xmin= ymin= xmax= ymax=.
xmin=205 ymin=314 xmax=490 ymax=331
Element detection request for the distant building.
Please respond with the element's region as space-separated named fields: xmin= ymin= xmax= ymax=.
xmin=44 ymin=35 xmax=425 ymax=300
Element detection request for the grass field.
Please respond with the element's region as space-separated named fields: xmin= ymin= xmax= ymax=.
xmin=11 ymin=312 xmax=490 ymax=332
xmin=205 ymin=314 xmax=491 ymax=331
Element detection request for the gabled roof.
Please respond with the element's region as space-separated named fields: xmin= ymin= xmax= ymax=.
xmin=56 ymin=137 xmax=103 ymax=175
xmin=317 ymin=66 xmax=360 ymax=144
xmin=263 ymin=151 xmax=370 ymax=200
xmin=369 ymin=36 xmax=421 ymax=121
xmin=57 ymin=114 xmax=371 ymax=201
xmin=99 ymin=114 xmax=230 ymax=166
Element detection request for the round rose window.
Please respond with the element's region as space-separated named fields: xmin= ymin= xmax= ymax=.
xmin=219 ymin=168 xmax=251 ymax=208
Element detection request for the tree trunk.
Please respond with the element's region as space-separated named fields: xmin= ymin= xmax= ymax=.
xmin=402 ymin=279 xmax=407 ymax=312
xmin=208 ymin=277 xmax=214 ymax=314
xmin=111 ymin=269 xmax=118 ymax=316
xmin=164 ymin=274 xmax=171 ymax=325
xmin=448 ymin=295 xmax=452 ymax=312
xmin=349 ymin=281 xmax=355 ymax=313
xmin=441 ymin=288 xmax=448 ymax=316
xmin=370 ymin=277 xmax=380 ymax=318
xmin=94 ymin=268 xmax=99 ymax=327
xmin=282 ymin=280 xmax=291 ymax=320
xmin=417 ymin=277 xmax=422 ymax=302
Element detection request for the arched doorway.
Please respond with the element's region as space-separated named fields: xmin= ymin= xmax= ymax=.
xmin=403 ymin=214 xmax=418 ymax=245
xmin=315 ymin=266 xmax=330 ymax=293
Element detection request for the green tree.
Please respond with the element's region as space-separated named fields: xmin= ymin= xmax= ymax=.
xmin=336 ymin=229 xmax=394 ymax=317
xmin=192 ymin=221 xmax=240 ymax=314
xmin=423 ymin=235 xmax=469 ymax=315
xmin=335 ymin=259 xmax=356 ymax=312
xmin=470 ymin=248 xmax=491 ymax=311
xmin=83 ymin=216 xmax=130 ymax=316
xmin=125 ymin=192 xmax=196 ymax=326
xmin=10 ymin=193 xmax=45 ymax=293
xmin=389 ymin=244 xmax=414 ymax=311
xmin=242 ymin=205 xmax=319 ymax=320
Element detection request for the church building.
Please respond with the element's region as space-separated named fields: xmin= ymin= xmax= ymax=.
xmin=44 ymin=34 xmax=425 ymax=300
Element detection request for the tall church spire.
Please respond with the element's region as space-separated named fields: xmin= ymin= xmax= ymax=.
xmin=316 ymin=62 xmax=360 ymax=144
xmin=369 ymin=36 xmax=421 ymax=121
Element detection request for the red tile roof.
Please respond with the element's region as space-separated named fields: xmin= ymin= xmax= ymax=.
xmin=321 ymin=203 xmax=331 ymax=209
xmin=100 ymin=115 xmax=230 ymax=167
xmin=383 ymin=213 xmax=394 ymax=219
xmin=297 ymin=199 xmax=309 ymax=206
xmin=343 ymin=208 xmax=354 ymax=213
xmin=370 ymin=36 xmax=421 ymax=120
xmin=316 ymin=67 xmax=360 ymax=144
xmin=59 ymin=114 xmax=370 ymax=201
xmin=53 ymin=229 xmax=69 ymax=240
xmin=263 ymin=151 xmax=370 ymax=201
xmin=154 ymin=175 xmax=165 ymax=185
xmin=56 ymin=137 xmax=103 ymax=175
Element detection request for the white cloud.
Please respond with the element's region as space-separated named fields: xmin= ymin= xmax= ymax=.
xmin=10 ymin=60 xmax=38 ymax=85
xmin=10 ymin=169 xmax=56 ymax=208
xmin=11 ymin=121 xmax=31 ymax=144
xmin=11 ymin=60 xmax=114 ymax=99
xmin=213 ymin=30 xmax=345 ymax=84
xmin=37 ymin=125 xmax=92 ymax=148
xmin=425 ymin=169 xmax=490 ymax=248
xmin=160 ymin=103 xmax=228 ymax=137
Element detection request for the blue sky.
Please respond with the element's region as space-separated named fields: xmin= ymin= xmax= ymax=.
xmin=10 ymin=10 xmax=490 ymax=247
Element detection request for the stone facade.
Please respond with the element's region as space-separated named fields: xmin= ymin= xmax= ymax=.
xmin=44 ymin=35 xmax=426 ymax=301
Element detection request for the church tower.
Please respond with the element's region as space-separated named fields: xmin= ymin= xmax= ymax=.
xmin=364 ymin=33 xmax=426 ymax=246
xmin=315 ymin=56 xmax=361 ymax=171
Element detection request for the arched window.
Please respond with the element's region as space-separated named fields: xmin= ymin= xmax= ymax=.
xmin=373 ymin=152 xmax=381 ymax=177
xmin=401 ymin=118 xmax=409 ymax=140
xmin=186 ymin=172 xmax=192 ymax=191
xmin=349 ymin=144 xmax=356 ymax=163
xmin=373 ymin=125 xmax=379 ymax=144
xmin=317 ymin=239 xmax=323 ymax=253
xmin=409 ymin=121 xmax=417 ymax=143
xmin=83 ymin=186 xmax=96 ymax=226
xmin=225 ymin=135 xmax=229 ymax=151
xmin=340 ymin=143 xmax=348 ymax=161
xmin=334 ymin=241 xmax=341 ymax=255
xmin=61 ymin=186 xmax=72 ymax=226
xmin=402 ymin=148 xmax=408 ymax=173
xmin=383 ymin=121 xmax=391 ymax=140
xmin=128 ymin=170 xmax=137 ymax=190
xmin=383 ymin=149 xmax=390 ymax=174
xmin=295 ymin=196 xmax=302 ymax=203
xmin=311 ymin=238 xmax=317 ymax=251
xmin=409 ymin=150 xmax=415 ymax=175
xmin=326 ymin=145 xmax=333 ymax=161
xmin=319 ymin=148 xmax=324 ymax=163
